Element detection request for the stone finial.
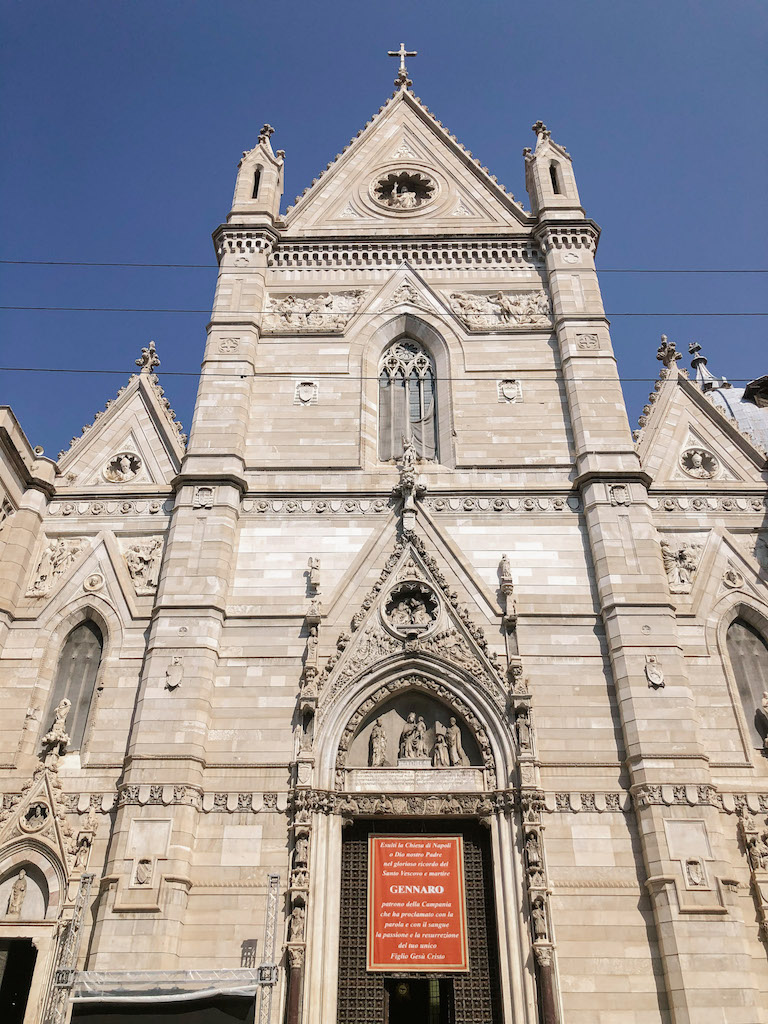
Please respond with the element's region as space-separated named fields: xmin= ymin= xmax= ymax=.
xmin=135 ymin=340 xmax=160 ymax=373
xmin=688 ymin=341 xmax=706 ymax=369
xmin=258 ymin=124 xmax=275 ymax=144
xmin=656 ymin=335 xmax=681 ymax=371
xmin=531 ymin=120 xmax=551 ymax=141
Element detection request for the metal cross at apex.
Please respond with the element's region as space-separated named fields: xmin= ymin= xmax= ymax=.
xmin=388 ymin=42 xmax=417 ymax=87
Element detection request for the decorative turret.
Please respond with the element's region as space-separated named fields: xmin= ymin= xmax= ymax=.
xmin=524 ymin=121 xmax=583 ymax=219
xmin=228 ymin=123 xmax=284 ymax=225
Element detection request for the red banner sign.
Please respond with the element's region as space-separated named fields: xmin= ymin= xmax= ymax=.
xmin=367 ymin=835 xmax=469 ymax=972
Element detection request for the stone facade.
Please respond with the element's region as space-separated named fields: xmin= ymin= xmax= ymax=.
xmin=0 ymin=70 xmax=767 ymax=1024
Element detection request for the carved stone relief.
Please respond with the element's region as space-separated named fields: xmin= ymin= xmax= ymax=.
xmin=660 ymin=538 xmax=703 ymax=593
xmin=263 ymin=291 xmax=366 ymax=333
xmin=103 ymin=452 xmax=141 ymax=483
xmin=26 ymin=538 xmax=84 ymax=597
xmin=383 ymin=581 xmax=439 ymax=637
xmin=449 ymin=289 xmax=552 ymax=330
xmin=680 ymin=448 xmax=720 ymax=480
xmin=123 ymin=537 xmax=163 ymax=594
xmin=576 ymin=333 xmax=599 ymax=350
xmin=372 ymin=170 xmax=435 ymax=210
xmin=294 ymin=381 xmax=318 ymax=406
xmin=497 ymin=380 xmax=522 ymax=404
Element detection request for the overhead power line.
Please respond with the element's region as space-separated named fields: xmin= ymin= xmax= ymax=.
xmin=0 ymin=258 xmax=766 ymax=273
xmin=0 ymin=366 xmax=758 ymax=384
xmin=0 ymin=305 xmax=765 ymax=316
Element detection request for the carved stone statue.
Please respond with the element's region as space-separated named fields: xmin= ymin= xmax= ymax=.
xmin=75 ymin=833 xmax=93 ymax=869
xmin=756 ymin=692 xmax=768 ymax=755
xmin=415 ymin=716 xmax=429 ymax=758
xmin=515 ymin=707 xmax=532 ymax=750
xmin=165 ymin=656 xmax=183 ymax=691
xmin=289 ymin=902 xmax=305 ymax=942
xmin=445 ymin=717 xmax=468 ymax=766
xmin=748 ymin=832 xmax=768 ymax=872
xmin=42 ymin=698 xmax=71 ymax=767
xmin=432 ymin=731 xmax=450 ymax=768
xmin=307 ymin=557 xmax=321 ymax=590
xmin=124 ymin=538 xmax=162 ymax=593
xmin=525 ymin=831 xmax=541 ymax=868
xmin=6 ymin=870 xmax=27 ymax=919
xmin=398 ymin=713 xmax=419 ymax=759
xmin=294 ymin=835 xmax=309 ymax=865
xmin=369 ymin=718 xmax=387 ymax=767
xmin=532 ymin=899 xmax=548 ymax=941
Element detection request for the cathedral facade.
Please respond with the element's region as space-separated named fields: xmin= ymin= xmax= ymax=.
xmin=1 ymin=59 xmax=767 ymax=1024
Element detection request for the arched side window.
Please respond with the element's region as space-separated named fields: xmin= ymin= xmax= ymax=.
xmin=549 ymin=162 xmax=562 ymax=195
xmin=726 ymin=617 xmax=768 ymax=749
xmin=252 ymin=165 xmax=262 ymax=199
xmin=378 ymin=339 xmax=437 ymax=462
xmin=45 ymin=621 xmax=103 ymax=752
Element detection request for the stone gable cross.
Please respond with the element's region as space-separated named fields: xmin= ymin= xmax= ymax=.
xmin=388 ymin=43 xmax=417 ymax=86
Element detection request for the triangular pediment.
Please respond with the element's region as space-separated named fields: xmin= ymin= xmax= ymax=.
xmin=0 ymin=767 xmax=75 ymax=877
xmin=317 ymin=532 xmax=508 ymax=717
xmin=364 ymin=264 xmax=451 ymax=319
xmin=282 ymin=89 xmax=530 ymax=236
xmin=56 ymin=373 xmax=185 ymax=490
xmin=683 ymin=528 xmax=768 ymax=620
xmin=638 ymin=375 xmax=768 ymax=487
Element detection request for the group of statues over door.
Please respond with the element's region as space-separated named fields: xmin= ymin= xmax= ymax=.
xmin=369 ymin=712 xmax=469 ymax=768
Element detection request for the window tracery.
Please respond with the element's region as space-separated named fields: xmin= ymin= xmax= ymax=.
xmin=378 ymin=339 xmax=437 ymax=462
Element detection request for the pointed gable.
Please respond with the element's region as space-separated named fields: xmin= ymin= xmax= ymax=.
xmin=282 ymin=88 xmax=530 ymax=237
xmin=56 ymin=371 xmax=186 ymax=490
xmin=637 ymin=371 xmax=768 ymax=488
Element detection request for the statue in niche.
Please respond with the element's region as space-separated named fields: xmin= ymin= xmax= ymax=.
xmin=398 ymin=713 xmax=419 ymax=759
xmin=432 ymin=731 xmax=450 ymax=767
xmin=369 ymin=718 xmax=387 ymax=767
xmin=445 ymin=717 xmax=468 ymax=766
xmin=756 ymin=692 xmax=768 ymax=755
xmin=42 ymin=698 xmax=71 ymax=767
xmin=532 ymin=899 xmax=548 ymax=941
xmin=525 ymin=831 xmax=541 ymax=868
xmin=289 ymin=902 xmax=305 ymax=942
xmin=75 ymin=833 xmax=93 ymax=870
xmin=294 ymin=835 xmax=309 ymax=866
xmin=6 ymin=870 xmax=27 ymax=919
xmin=515 ymin=707 xmax=532 ymax=750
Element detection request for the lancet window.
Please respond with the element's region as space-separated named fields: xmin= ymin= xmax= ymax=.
xmin=726 ymin=617 xmax=768 ymax=750
xmin=378 ymin=339 xmax=437 ymax=461
xmin=45 ymin=620 xmax=104 ymax=751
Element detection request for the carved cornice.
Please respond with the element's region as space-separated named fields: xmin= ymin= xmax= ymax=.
xmin=533 ymin=221 xmax=600 ymax=253
xmin=213 ymin=227 xmax=278 ymax=260
xmin=47 ymin=498 xmax=173 ymax=518
xmin=267 ymin=238 xmax=543 ymax=272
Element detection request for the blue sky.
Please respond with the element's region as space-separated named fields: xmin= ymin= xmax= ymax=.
xmin=1 ymin=0 xmax=765 ymax=457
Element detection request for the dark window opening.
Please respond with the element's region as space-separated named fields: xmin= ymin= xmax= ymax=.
xmin=252 ymin=167 xmax=262 ymax=199
xmin=726 ymin=617 xmax=768 ymax=749
xmin=0 ymin=939 xmax=37 ymax=1024
xmin=549 ymin=162 xmax=562 ymax=195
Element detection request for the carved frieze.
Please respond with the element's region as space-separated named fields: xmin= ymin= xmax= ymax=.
xmin=241 ymin=497 xmax=391 ymax=515
xmin=651 ymin=495 xmax=767 ymax=514
xmin=449 ymin=289 xmax=551 ymax=330
xmin=422 ymin=495 xmax=580 ymax=513
xmin=47 ymin=498 xmax=171 ymax=517
xmin=263 ymin=291 xmax=367 ymax=333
